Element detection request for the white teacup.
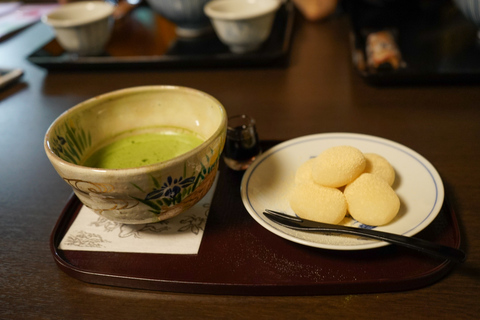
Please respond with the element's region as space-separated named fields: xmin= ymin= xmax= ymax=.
xmin=454 ymin=0 xmax=480 ymax=30
xmin=204 ymin=0 xmax=281 ymax=54
xmin=42 ymin=1 xmax=115 ymax=56
xmin=146 ymin=0 xmax=213 ymax=37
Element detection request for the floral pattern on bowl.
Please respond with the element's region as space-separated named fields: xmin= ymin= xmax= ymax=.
xmin=49 ymin=117 xmax=92 ymax=165
xmin=45 ymin=86 xmax=227 ymax=224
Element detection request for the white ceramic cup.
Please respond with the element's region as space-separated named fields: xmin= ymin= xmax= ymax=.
xmin=145 ymin=0 xmax=213 ymax=37
xmin=454 ymin=0 xmax=480 ymax=30
xmin=204 ymin=0 xmax=281 ymax=54
xmin=42 ymin=1 xmax=115 ymax=56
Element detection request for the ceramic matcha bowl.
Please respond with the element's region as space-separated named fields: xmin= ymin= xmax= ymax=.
xmin=45 ymin=86 xmax=227 ymax=224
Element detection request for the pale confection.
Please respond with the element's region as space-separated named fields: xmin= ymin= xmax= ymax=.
xmin=289 ymin=181 xmax=347 ymax=224
xmin=344 ymin=173 xmax=400 ymax=226
xmin=364 ymin=153 xmax=395 ymax=186
xmin=294 ymin=158 xmax=315 ymax=185
xmin=311 ymin=145 xmax=366 ymax=188
xmin=291 ymin=147 xmax=400 ymax=227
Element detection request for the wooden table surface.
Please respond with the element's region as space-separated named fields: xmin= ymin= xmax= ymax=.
xmin=1 ymin=5 xmax=479 ymax=320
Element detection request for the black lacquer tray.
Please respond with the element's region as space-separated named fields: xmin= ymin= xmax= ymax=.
xmin=348 ymin=0 xmax=480 ymax=85
xmin=28 ymin=3 xmax=295 ymax=71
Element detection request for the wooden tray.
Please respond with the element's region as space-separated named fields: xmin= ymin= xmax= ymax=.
xmin=50 ymin=141 xmax=462 ymax=295
xmin=28 ymin=3 xmax=294 ymax=71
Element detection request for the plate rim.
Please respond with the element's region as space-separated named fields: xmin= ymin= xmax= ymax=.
xmin=240 ymin=132 xmax=445 ymax=251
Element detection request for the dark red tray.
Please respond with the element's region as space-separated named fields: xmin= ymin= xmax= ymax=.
xmin=50 ymin=141 xmax=462 ymax=295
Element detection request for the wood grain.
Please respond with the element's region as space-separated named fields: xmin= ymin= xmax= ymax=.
xmin=0 ymin=7 xmax=479 ymax=320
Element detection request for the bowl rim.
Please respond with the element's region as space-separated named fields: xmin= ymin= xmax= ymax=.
xmin=44 ymin=85 xmax=228 ymax=175
xmin=204 ymin=0 xmax=281 ymax=21
xmin=42 ymin=1 xmax=115 ymax=28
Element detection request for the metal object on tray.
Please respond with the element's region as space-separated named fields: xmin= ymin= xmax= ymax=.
xmin=263 ymin=209 xmax=466 ymax=263
xmin=49 ymin=141 xmax=464 ymax=295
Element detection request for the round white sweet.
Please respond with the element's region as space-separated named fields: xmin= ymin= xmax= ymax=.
xmin=364 ymin=153 xmax=395 ymax=186
xmin=311 ymin=145 xmax=366 ymax=188
xmin=294 ymin=158 xmax=315 ymax=185
xmin=344 ymin=173 xmax=400 ymax=226
xmin=289 ymin=181 xmax=347 ymax=224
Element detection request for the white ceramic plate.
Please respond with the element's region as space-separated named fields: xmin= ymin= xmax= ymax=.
xmin=240 ymin=133 xmax=444 ymax=250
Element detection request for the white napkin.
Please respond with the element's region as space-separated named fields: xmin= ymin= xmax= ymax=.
xmin=59 ymin=176 xmax=218 ymax=255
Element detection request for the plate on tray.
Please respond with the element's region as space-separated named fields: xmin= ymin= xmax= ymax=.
xmin=241 ymin=132 xmax=444 ymax=250
xmin=50 ymin=140 xmax=460 ymax=295
xmin=27 ymin=2 xmax=294 ymax=71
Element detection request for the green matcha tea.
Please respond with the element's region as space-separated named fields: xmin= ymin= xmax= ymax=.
xmin=83 ymin=130 xmax=204 ymax=169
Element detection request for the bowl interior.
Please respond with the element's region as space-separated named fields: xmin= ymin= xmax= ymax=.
xmin=205 ymin=0 xmax=280 ymax=20
xmin=44 ymin=1 xmax=114 ymax=27
xmin=46 ymin=86 xmax=226 ymax=167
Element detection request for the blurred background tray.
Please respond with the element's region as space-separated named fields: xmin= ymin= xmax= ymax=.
xmin=50 ymin=141 xmax=462 ymax=296
xmin=28 ymin=2 xmax=294 ymax=71
xmin=347 ymin=0 xmax=480 ymax=85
